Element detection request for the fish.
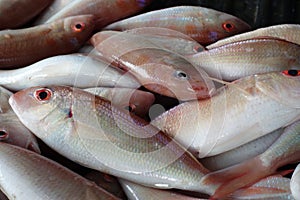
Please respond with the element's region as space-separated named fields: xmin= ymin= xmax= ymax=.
xmin=186 ymin=38 xmax=300 ymax=81
xmin=201 ymin=119 xmax=300 ymax=198
xmin=84 ymin=87 xmax=155 ymax=119
xmin=151 ymin=70 xmax=300 ymax=158
xmin=0 ymin=0 xmax=52 ymax=29
xmin=9 ymin=85 xmax=215 ymax=195
xmin=92 ymin=28 xmax=205 ymax=56
xmin=119 ymin=179 xmax=208 ymax=200
xmin=0 ymin=142 xmax=119 ymax=199
xmin=0 ymin=86 xmax=40 ymax=153
xmin=45 ymin=0 xmax=153 ymax=29
xmin=207 ymin=24 xmax=300 ymax=49
xmin=103 ymin=6 xmax=251 ymax=45
xmin=0 ymin=54 xmax=140 ymax=91
xmin=201 ymin=128 xmax=283 ymax=171
xmin=91 ymin=31 xmax=216 ymax=100
xmin=0 ymin=15 xmax=94 ymax=69
xmin=34 ymin=0 xmax=73 ymax=24
xmin=291 ymin=163 xmax=300 ymax=200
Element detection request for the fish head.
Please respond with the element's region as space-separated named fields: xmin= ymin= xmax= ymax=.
xmin=203 ymin=12 xmax=251 ymax=44
xmin=9 ymin=86 xmax=74 ymax=140
xmin=63 ymin=15 xmax=95 ymax=47
xmin=255 ymin=70 xmax=300 ymax=108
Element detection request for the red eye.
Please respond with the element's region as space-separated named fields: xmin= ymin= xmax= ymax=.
xmin=193 ymin=45 xmax=205 ymax=53
xmin=282 ymin=70 xmax=300 ymax=76
xmin=72 ymin=22 xmax=85 ymax=32
xmin=34 ymin=88 xmax=52 ymax=102
xmin=0 ymin=130 xmax=8 ymax=140
xmin=222 ymin=22 xmax=235 ymax=32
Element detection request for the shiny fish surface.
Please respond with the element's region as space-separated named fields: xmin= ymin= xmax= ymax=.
xmin=0 ymin=15 xmax=94 ymax=69
xmin=151 ymin=71 xmax=300 ymax=158
xmin=201 ymin=120 xmax=300 ymax=198
xmin=104 ymin=6 xmax=251 ymax=44
xmin=186 ymin=38 xmax=300 ymax=81
xmin=0 ymin=0 xmax=52 ymax=29
xmin=9 ymin=86 xmax=214 ymax=195
xmin=45 ymin=0 xmax=153 ymax=29
xmin=291 ymin=164 xmax=300 ymax=200
xmin=201 ymin=128 xmax=283 ymax=171
xmin=91 ymin=31 xmax=216 ymax=100
xmin=207 ymin=24 xmax=300 ymax=49
xmin=0 ymin=54 xmax=140 ymax=91
xmin=0 ymin=142 xmax=119 ymax=200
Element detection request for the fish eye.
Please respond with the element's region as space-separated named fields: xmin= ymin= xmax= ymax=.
xmin=72 ymin=22 xmax=85 ymax=32
xmin=222 ymin=22 xmax=235 ymax=32
xmin=282 ymin=69 xmax=300 ymax=76
xmin=0 ymin=130 xmax=9 ymax=140
xmin=174 ymin=70 xmax=189 ymax=80
xmin=193 ymin=45 xmax=204 ymax=53
xmin=34 ymin=88 xmax=52 ymax=102
xmin=124 ymin=104 xmax=136 ymax=113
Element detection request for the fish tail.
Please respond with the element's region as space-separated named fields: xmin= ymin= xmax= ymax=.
xmin=202 ymin=157 xmax=273 ymax=199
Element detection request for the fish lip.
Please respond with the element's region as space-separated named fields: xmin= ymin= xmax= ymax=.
xmin=27 ymin=141 xmax=41 ymax=154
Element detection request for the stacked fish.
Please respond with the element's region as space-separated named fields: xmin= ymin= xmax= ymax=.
xmin=0 ymin=0 xmax=300 ymax=199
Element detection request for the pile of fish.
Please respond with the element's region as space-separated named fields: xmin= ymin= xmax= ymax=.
xmin=0 ymin=0 xmax=300 ymax=199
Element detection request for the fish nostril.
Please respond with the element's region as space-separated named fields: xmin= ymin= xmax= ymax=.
xmin=0 ymin=130 xmax=8 ymax=140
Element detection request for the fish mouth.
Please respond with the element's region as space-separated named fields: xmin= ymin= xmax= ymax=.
xmin=27 ymin=141 xmax=41 ymax=154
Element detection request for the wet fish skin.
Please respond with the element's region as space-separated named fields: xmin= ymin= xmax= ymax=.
xmin=186 ymin=38 xmax=300 ymax=81
xmin=0 ymin=54 xmax=140 ymax=91
xmin=9 ymin=85 xmax=214 ymax=195
xmin=201 ymin=128 xmax=283 ymax=171
xmin=151 ymin=71 xmax=300 ymax=159
xmin=34 ymin=0 xmax=73 ymax=24
xmin=0 ymin=15 xmax=94 ymax=69
xmin=0 ymin=86 xmax=40 ymax=153
xmin=0 ymin=142 xmax=119 ymax=200
xmin=201 ymin=120 xmax=300 ymax=199
xmin=91 ymin=31 xmax=216 ymax=100
xmin=104 ymin=6 xmax=251 ymax=45
xmin=84 ymin=87 xmax=155 ymax=119
xmin=45 ymin=0 xmax=153 ymax=29
xmin=0 ymin=0 xmax=52 ymax=29
xmin=291 ymin=163 xmax=300 ymax=200
xmin=207 ymin=24 xmax=300 ymax=49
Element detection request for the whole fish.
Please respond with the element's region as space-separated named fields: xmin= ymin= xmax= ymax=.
xmin=91 ymin=31 xmax=216 ymax=100
xmin=0 ymin=54 xmax=140 ymax=91
xmin=0 ymin=86 xmax=40 ymax=153
xmin=151 ymin=70 xmax=300 ymax=158
xmin=291 ymin=163 xmax=300 ymax=200
xmin=0 ymin=0 xmax=52 ymax=29
xmin=34 ymin=0 xmax=73 ymax=24
xmin=0 ymin=15 xmax=94 ymax=69
xmin=201 ymin=119 xmax=300 ymax=199
xmin=201 ymin=128 xmax=283 ymax=171
xmin=207 ymin=24 xmax=300 ymax=49
xmin=45 ymin=0 xmax=153 ymax=29
xmin=84 ymin=87 xmax=155 ymax=119
xmin=92 ymin=28 xmax=205 ymax=56
xmin=0 ymin=142 xmax=119 ymax=200
xmin=186 ymin=38 xmax=300 ymax=81
xmin=9 ymin=85 xmax=215 ymax=195
xmin=103 ymin=6 xmax=251 ymax=44
xmin=119 ymin=179 xmax=208 ymax=200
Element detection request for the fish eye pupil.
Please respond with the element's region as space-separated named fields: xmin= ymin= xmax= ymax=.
xmin=288 ymin=69 xmax=298 ymax=76
xmin=176 ymin=71 xmax=187 ymax=79
xmin=225 ymin=23 xmax=232 ymax=29
xmin=75 ymin=23 xmax=82 ymax=29
xmin=38 ymin=91 xmax=48 ymax=100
